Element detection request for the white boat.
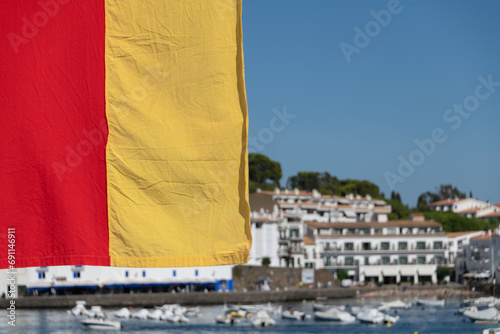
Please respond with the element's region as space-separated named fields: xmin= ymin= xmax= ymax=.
xmin=463 ymin=307 xmax=500 ymax=322
xmin=483 ymin=327 xmax=500 ymax=334
xmin=185 ymin=306 xmax=200 ymax=317
xmin=69 ymin=301 xmax=87 ymax=316
xmin=251 ymin=310 xmax=276 ymax=327
xmin=313 ymin=303 xmax=346 ymax=312
xmin=357 ymin=308 xmax=385 ymax=324
xmin=80 ymin=318 xmax=121 ymax=330
xmin=281 ymin=310 xmax=311 ymax=320
xmin=132 ymin=308 xmax=150 ymax=320
xmin=416 ymin=299 xmax=445 ymax=307
xmin=215 ymin=314 xmax=240 ymax=325
xmin=87 ymin=306 xmax=105 ymax=319
xmin=113 ymin=308 xmax=131 ymax=319
xmin=378 ymin=300 xmax=411 ymax=310
xmin=314 ymin=307 xmax=356 ymax=322
xmin=147 ymin=308 xmax=163 ymax=320
xmin=357 ymin=308 xmax=399 ymax=324
xmin=161 ymin=309 xmax=190 ymax=323
xmin=457 ymin=306 xmax=478 ymax=314
xmin=241 ymin=302 xmax=281 ymax=314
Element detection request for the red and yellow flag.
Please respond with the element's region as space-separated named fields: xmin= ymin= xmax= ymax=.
xmin=0 ymin=0 xmax=251 ymax=268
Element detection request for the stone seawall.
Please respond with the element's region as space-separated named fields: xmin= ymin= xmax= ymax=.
xmin=1 ymin=288 xmax=366 ymax=309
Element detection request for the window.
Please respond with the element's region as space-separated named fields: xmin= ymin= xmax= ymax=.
xmin=38 ymin=272 xmax=45 ymax=279
xmin=374 ymin=229 xmax=382 ymax=234
xmin=125 ymin=271 xmax=129 ymax=278
xmin=195 ymin=269 xmax=199 ymax=276
xmin=324 ymin=242 xmax=330 ymax=250
xmin=416 ymin=242 xmax=426 ymax=250
xmin=362 ymin=242 xmax=371 ymax=250
xmin=381 ymin=242 xmax=390 ymax=250
xmin=142 ymin=270 xmax=146 ymax=277
xmin=256 ymin=223 xmax=262 ymax=229
xmin=433 ymin=241 xmax=443 ymax=249
xmin=398 ymin=242 xmax=408 ymax=250
xmin=364 ymin=257 xmax=369 ymax=265
xmin=382 ymin=257 xmax=390 ymax=265
xmin=387 ymin=228 xmax=397 ymax=235
xmin=435 ymin=256 xmax=445 ymax=264
xmin=73 ymin=272 xmax=81 ymax=278
xmin=345 ymin=257 xmax=354 ymax=265
xmin=173 ymin=270 xmax=176 ymax=277
xmin=399 ymin=256 xmax=408 ymax=265
xmin=345 ymin=242 xmax=354 ymax=251
xmin=418 ymin=256 xmax=426 ymax=264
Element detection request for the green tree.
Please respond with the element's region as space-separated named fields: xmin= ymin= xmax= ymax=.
xmin=424 ymin=211 xmax=496 ymax=232
xmin=248 ymin=153 xmax=282 ymax=192
xmin=261 ymin=257 xmax=271 ymax=266
xmin=436 ymin=184 xmax=466 ymax=201
xmin=336 ymin=270 xmax=348 ymax=281
xmin=417 ymin=191 xmax=440 ymax=212
xmin=436 ymin=266 xmax=453 ymax=281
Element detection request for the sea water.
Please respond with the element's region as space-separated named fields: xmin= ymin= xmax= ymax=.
xmin=0 ymin=298 xmax=490 ymax=333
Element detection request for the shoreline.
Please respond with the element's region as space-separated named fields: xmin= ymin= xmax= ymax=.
xmin=0 ymin=286 xmax=480 ymax=309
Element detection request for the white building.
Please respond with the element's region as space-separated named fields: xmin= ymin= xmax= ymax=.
xmin=306 ymin=219 xmax=447 ymax=284
xmin=0 ymin=265 xmax=233 ymax=297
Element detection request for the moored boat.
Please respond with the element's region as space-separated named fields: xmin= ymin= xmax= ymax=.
xmin=416 ymin=299 xmax=445 ymax=307
xmin=80 ymin=318 xmax=121 ymax=330
xmin=314 ymin=307 xmax=356 ymax=322
xmin=252 ymin=310 xmax=276 ymax=327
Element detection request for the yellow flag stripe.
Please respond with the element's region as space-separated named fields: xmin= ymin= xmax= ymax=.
xmin=105 ymin=0 xmax=251 ymax=267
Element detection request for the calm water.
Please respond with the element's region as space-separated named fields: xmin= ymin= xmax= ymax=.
xmin=0 ymin=297 xmax=492 ymax=334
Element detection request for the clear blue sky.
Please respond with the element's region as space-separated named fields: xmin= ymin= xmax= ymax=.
xmin=242 ymin=0 xmax=500 ymax=207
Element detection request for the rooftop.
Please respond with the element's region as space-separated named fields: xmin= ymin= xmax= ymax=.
xmin=305 ymin=220 xmax=442 ymax=229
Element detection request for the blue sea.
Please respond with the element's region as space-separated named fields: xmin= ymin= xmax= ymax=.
xmin=1 ymin=297 xmax=493 ymax=333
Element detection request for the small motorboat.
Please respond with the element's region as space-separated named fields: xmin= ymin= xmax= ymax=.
xmin=185 ymin=306 xmax=200 ymax=317
xmin=457 ymin=305 xmax=478 ymax=314
xmin=69 ymin=301 xmax=87 ymax=316
xmin=378 ymin=300 xmax=411 ymax=310
xmin=357 ymin=308 xmax=399 ymax=324
xmin=80 ymin=318 xmax=121 ymax=330
xmin=132 ymin=308 xmax=150 ymax=320
xmin=215 ymin=314 xmax=240 ymax=325
xmin=314 ymin=307 xmax=356 ymax=322
xmin=87 ymin=306 xmax=105 ymax=319
xmin=313 ymin=303 xmax=346 ymax=312
xmin=281 ymin=310 xmax=311 ymax=320
xmin=161 ymin=309 xmax=190 ymax=323
xmin=147 ymin=308 xmax=163 ymax=320
xmin=113 ymin=308 xmax=131 ymax=319
xmin=463 ymin=307 xmax=500 ymax=322
xmin=416 ymin=299 xmax=445 ymax=307
xmin=252 ymin=310 xmax=276 ymax=327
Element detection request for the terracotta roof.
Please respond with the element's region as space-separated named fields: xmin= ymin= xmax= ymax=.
xmin=305 ymin=220 xmax=442 ymax=229
xmin=303 ymin=236 xmax=316 ymax=245
xmin=430 ymin=198 xmax=465 ymax=206
xmin=495 ymin=203 xmax=500 ymax=207
xmin=456 ymin=208 xmax=481 ymax=214
xmin=481 ymin=212 xmax=500 ymax=218
xmin=278 ymin=201 xmax=317 ymax=207
xmin=471 ymin=234 xmax=498 ymax=241
xmin=446 ymin=231 xmax=483 ymax=238
xmin=249 ymin=192 xmax=276 ymax=212
xmin=251 ymin=218 xmax=277 ymax=223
